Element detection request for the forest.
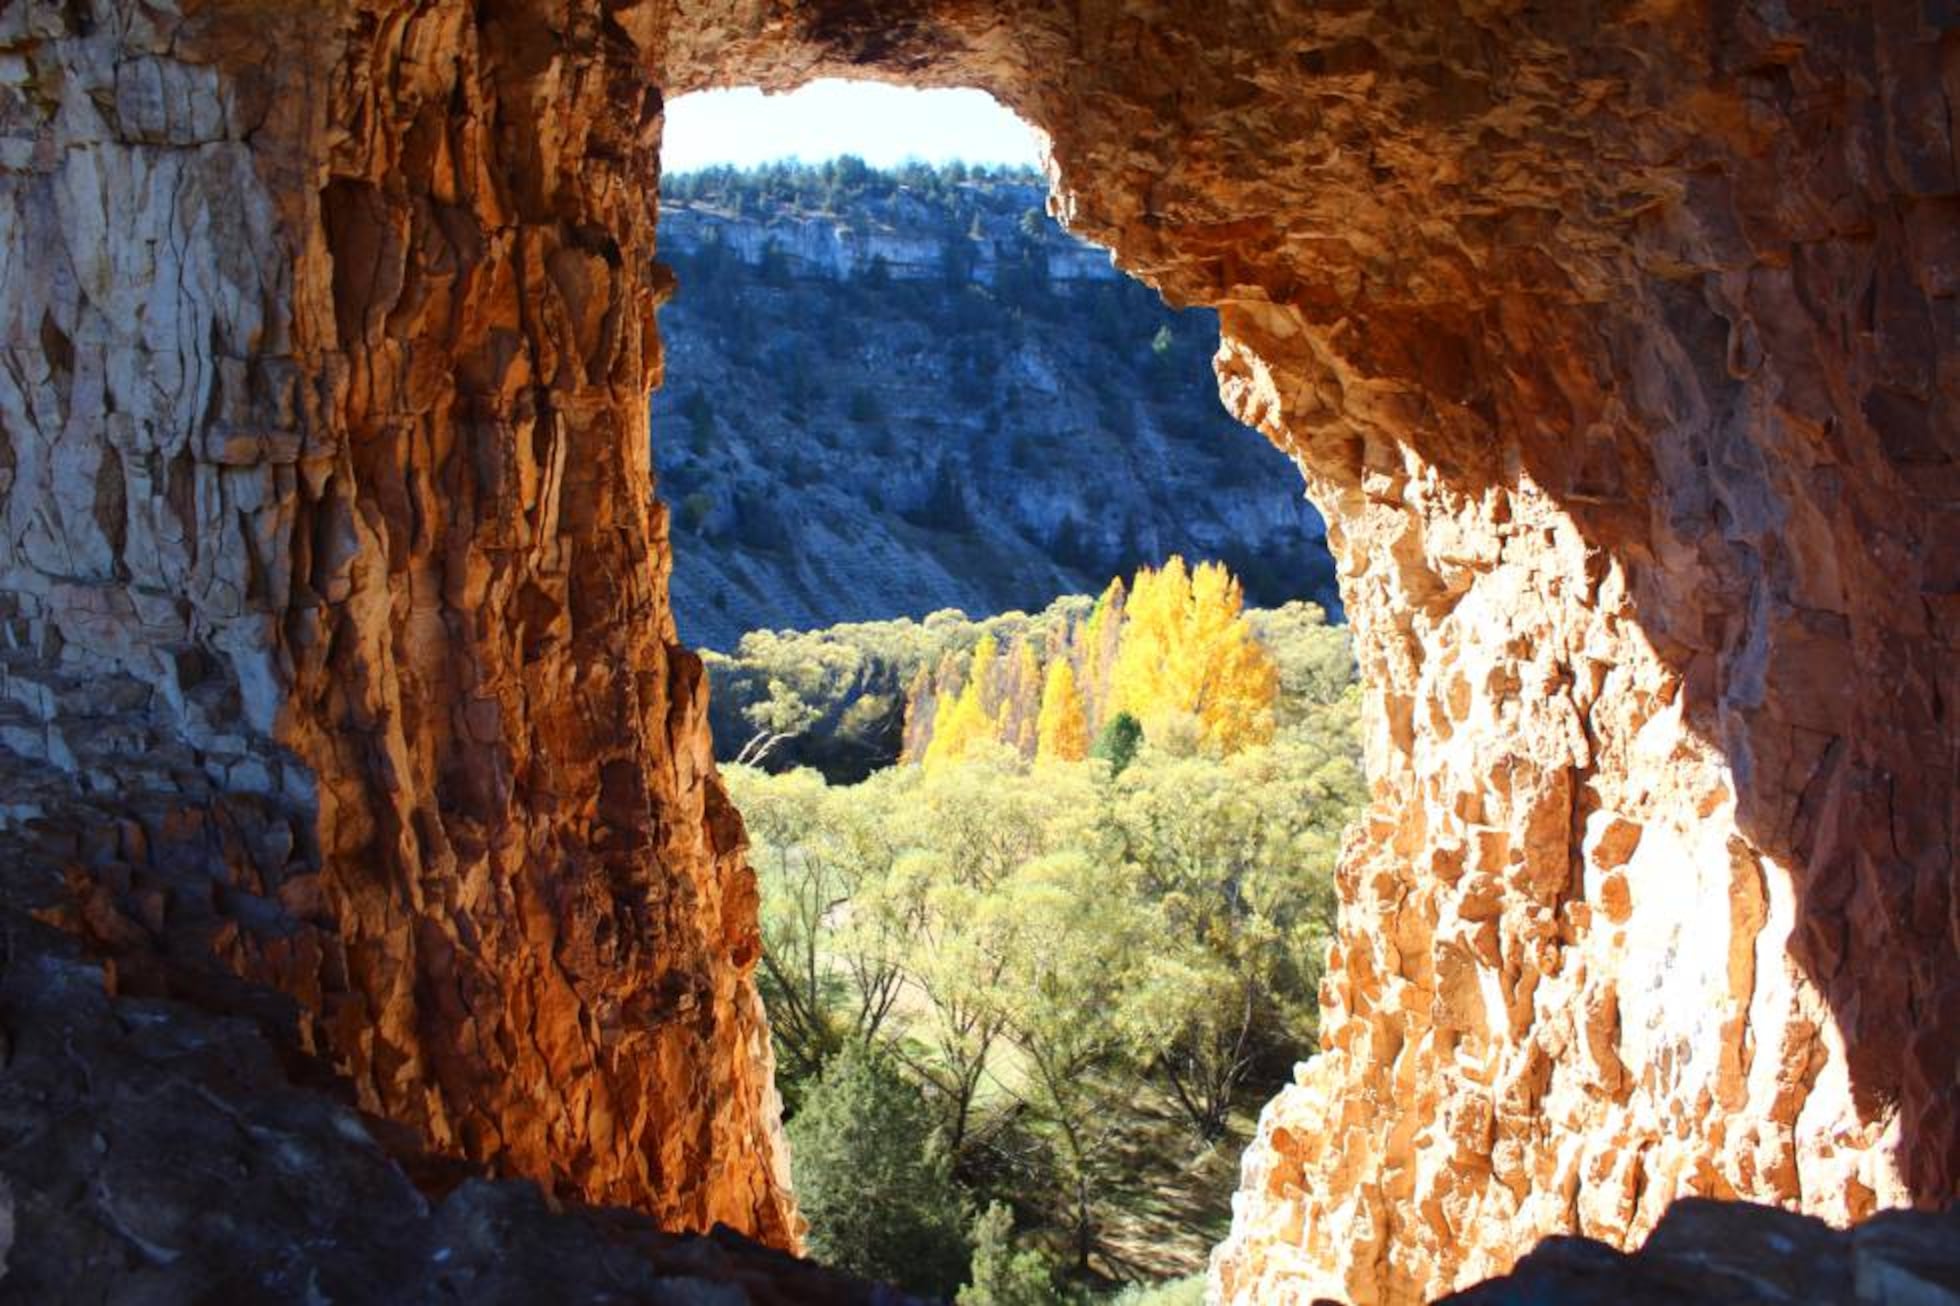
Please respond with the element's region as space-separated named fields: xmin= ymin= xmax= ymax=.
xmin=721 ymin=560 xmax=1364 ymax=1303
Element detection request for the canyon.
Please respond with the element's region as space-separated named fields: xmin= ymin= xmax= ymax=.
xmin=0 ymin=1 xmax=1955 ymax=1304
xmin=652 ymin=164 xmax=1336 ymax=653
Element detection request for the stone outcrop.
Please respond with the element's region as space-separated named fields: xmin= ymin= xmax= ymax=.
xmin=0 ymin=2 xmax=1954 ymax=1304
xmin=1439 ymin=1198 xmax=1960 ymax=1305
xmin=661 ymin=185 xmax=1123 ymax=287
xmin=0 ymin=836 xmax=897 ymax=1305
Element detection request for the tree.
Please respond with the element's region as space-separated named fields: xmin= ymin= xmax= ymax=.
xmin=921 ymin=635 xmax=1002 ymax=774
xmin=679 ymin=491 xmax=714 ymax=533
xmin=1077 ymin=576 xmax=1127 ymax=723
xmin=848 ymin=387 xmax=883 ymax=425
xmin=1248 ymin=601 xmax=1356 ymax=723
xmin=1101 ymin=738 xmax=1359 ymax=1140
xmin=921 ymin=683 xmax=997 ymax=775
xmin=1035 ymin=659 xmax=1089 ymax=763
xmin=984 ymin=852 xmax=1149 ymax=1270
xmin=734 ymin=678 xmax=820 ymax=767
xmin=1003 ymin=639 xmax=1044 ymax=757
xmin=1090 ymin=712 xmax=1143 ymax=776
xmin=789 ymin=1046 xmax=972 ymax=1297
xmin=880 ymin=756 xmax=1098 ymax=1156
xmin=680 ymin=388 xmax=716 ymax=453
xmin=958 ymin=1204 xmax=1059 ymax=1306
xmin=1108 ymin=557 xmax=1279 ymax=754
xmin=728 ymin=766 xmax=847 ymax=1095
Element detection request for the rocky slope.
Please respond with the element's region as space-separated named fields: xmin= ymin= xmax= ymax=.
xmin=651 ymin=165 xmax=1337 ymax=651
xmin=0 ymin=2 xmax=1953 ymax=1305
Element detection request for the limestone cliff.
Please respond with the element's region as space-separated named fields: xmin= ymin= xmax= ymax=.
xmin=0 ymin=2 xmax=1953 ymax=1304
xmin=653 ymin=166 xmax=1336 ymax=654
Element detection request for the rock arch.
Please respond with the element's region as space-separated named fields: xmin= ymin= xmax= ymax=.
xmin=0 ymin=2 xmax=1952 ymax=1302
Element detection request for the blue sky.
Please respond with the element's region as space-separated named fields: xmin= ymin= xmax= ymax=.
xmin=661 ymin=81 xmax=1045 ymax=173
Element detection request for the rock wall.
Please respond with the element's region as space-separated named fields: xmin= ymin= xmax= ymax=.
xmin=1 ymin=1 xmax=1953 ymax=1303
xmin=674 ymin=6 xmax=1958 ymax=1299
xmin=1 ymin=0 xmax=792 ymax=1244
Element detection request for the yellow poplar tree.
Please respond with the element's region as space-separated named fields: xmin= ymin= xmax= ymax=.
xmin=920 ymin=684 xmax=995 ymax=773
xmin=1078 ymin=575 xmax=1127 ymax=726
xmin=920 ymin=635 xmax=1004 ymax=772
xmin=1035 ymin=658 xmax=1089 ymax=762
xmin=1007 ymin=639 xmax=1043 ymax=757
xmin=1108 ymin=556 xmax=1278 ymax=753
xmin=967 ymin=633 xmax=1001 ymax=714
xmin=899 ymin=665 xmax=934 ymax=763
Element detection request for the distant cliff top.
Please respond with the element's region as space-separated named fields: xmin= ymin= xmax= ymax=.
xmin=662 ymin=157 xmax=1046 ymax=216
xmin=659 ymin=158 xmax=1118 ymax=285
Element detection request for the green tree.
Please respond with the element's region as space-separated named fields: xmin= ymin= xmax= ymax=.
xmin=958 ymin=1203 xmax=1060 ymax=1306
xmin=1103 ymin=736 xmax=1358 ymax=1139
xmin=734 ymin=677 xmax=820 ymax=767
xmin=1090 ymin=712 xmax=1143 ymax=776
xmin=680 ymin=388 xmax=715 ymax=453
xmin=1248 ymin=601 xmax=1356 ymax=723
xmin=679 ymin=491 xmax=714 ymax=533
xmin=726 ymin=765 xmax=928 ymax=1103
xmin=985 ymin=852 xmax=1149 ymax=1270
xmin=789 ymin=1046 xmax=972 ymax=1297
xmin=848 ymin=387 xmax=884 ymax=425
xmin=727 ymin=766 xmax=848 ymax=1097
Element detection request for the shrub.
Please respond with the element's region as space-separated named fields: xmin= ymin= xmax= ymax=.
xmin=848 ymin=387 xmax=884 ymax=425
xmin=789 ymin=1046 xmax=972 ymax=1297
xmin=1107 ymin=1277 xmax=1205 ymax=1306
xmin=679 ymin=491 xmax=713 ymax=533
xmin=958 ymin=1203 xmax=1059 ymax=1306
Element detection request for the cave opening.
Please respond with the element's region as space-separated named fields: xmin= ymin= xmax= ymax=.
xmin=3 ymin=6 xmax=1951 ymax=1305
xmin=650 ymin=79 xmax=1360 ymax=1300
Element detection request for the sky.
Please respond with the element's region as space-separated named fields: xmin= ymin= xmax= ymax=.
xmin=661 ymin=81 xmax=1046 ymax=173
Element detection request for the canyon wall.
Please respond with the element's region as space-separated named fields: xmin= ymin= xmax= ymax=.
xmin=655 ymin=172 xmax=1337 ymax=656
xmin=1 ymin=0 xmax=793 ymax=1243
xmin=0 ymin=1 xmax=1953 ymax=1303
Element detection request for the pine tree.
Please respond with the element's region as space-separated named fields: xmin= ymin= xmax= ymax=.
xmin=790 ymin=1047 xmax=972 ymax=1297
xmin=1035 ymin=659 xmax=1089 ymax=763
xmin=1090 ymin=711 xmax=1143 ymax=775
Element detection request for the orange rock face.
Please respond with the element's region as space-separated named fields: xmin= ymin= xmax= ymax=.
xmin=1 ymin=1 xmax=1952 ymax=1302
xmin=2 ymin=0 xmax=794 ymax=1245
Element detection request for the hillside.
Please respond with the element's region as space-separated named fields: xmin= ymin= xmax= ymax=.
xmin=651 ymin=161 xmax=1338 ymax=651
